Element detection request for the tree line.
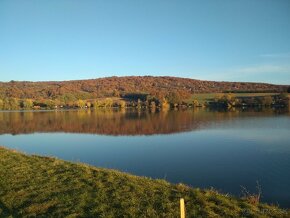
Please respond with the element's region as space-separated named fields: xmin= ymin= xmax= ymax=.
xmin=205 ymin=93 xmax=289 ymax=108
xmin=0 ymin=91 xmax=289 ymax=110
xmin=0 ymin=90 xmax=189 ymax=110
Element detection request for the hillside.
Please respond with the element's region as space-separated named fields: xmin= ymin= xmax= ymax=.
xmin=0 ymin=76 xmax=286 ymax=101
xmin=0 ymin=147 xmax=288 ymax=217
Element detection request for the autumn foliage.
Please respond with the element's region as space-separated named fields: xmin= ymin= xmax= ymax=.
xmin=0 ymin=76 xmax=285 ymax=101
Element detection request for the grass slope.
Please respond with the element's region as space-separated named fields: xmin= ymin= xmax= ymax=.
xmin=0 ymin=147 xmax=288 ymax=218
xmin=189 ymin=93 xmax=279 ymax=105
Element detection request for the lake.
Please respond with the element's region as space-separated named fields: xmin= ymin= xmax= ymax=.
xmin=0 ymin=108 xmax=289 ymax=207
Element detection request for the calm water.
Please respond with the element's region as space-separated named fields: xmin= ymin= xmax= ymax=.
xmin=0 ymin=108 xmax=290 ymax=207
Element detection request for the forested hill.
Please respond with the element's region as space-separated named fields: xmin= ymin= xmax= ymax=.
xmin=0 ymin=76 xmax=286 ymax=100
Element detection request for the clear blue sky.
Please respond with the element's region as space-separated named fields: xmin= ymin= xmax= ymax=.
xmin=1 ymin=0 xmax=290 ymax=84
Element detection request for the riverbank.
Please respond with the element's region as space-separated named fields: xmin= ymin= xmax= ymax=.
xmin=0 ymin=147 xmax=288 ymax=217
xmin=1 ymin=92 xmax=289 ymax=111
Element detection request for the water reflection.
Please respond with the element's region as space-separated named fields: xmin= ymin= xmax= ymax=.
xmin=0 ymin=108 xmax=288 ymax=135
xmin=0 ymin=108 xmax=290 ymax=207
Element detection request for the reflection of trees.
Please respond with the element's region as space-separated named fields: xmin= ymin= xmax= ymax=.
xmin=0 ymin=109 xmax=288 ymax=136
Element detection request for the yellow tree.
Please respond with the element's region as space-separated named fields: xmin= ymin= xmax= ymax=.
xmin=104 ymin=98 xmax=113 ymax=107
xmin=0 ymin=99 xmax=3 ymax=109
xmin=23 ymin=99 xmax=33 ymax=109
xmin=119 ymin=100 xmax=126 ymax=108
xmin=192 ymin=99 xmax=199 ymax=107
xmin=137 ymin=99 xmax=142 ymax=109
xmin=92 ymin=100 xmax=101 ymax=108
xmin=86 ymin=102 xmax=92 ymax=108
xmin=76 ymin=100 xmax=85 ymax=108
xmin=9 ymin=98 xmax=20 ymax=110
xmin=161 ymin=98 xmax=170 ymax=109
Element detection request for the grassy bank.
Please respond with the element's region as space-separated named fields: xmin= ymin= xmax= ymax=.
xmin=189 ymin=93 xmax=280 ymax=105
xmin=0 ymin=147 xmax=288 ymax=217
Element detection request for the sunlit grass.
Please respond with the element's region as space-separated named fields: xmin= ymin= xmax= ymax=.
xmin=0 ymin=147 xmax=288 ymax=217
xmin=190 ymin=93 xmax=278 ymax=103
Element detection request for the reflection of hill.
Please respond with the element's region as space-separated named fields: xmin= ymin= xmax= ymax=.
xmin=0 ymin=109 xmax=288 ymax=136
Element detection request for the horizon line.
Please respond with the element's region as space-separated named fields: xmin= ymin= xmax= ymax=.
xmin=0 ymin=75 xmax=288 ymax=86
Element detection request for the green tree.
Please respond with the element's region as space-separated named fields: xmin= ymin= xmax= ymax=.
xmin=166 ymin=92 xmax=182 ymax=105
xmin=262 ymin=96 xmax=273 ymax=106
xmin=215 ymin=93 xmax=238 ymax=108
xmin=62 ymin=94 xmax=77 ymax=105
xmin=45 ymin=100 xmax=56 ymax=109
xmin=54 ymin=99 xmax=62 ymax=108
xmin=275 ymin=93 xmax=289 ymax=105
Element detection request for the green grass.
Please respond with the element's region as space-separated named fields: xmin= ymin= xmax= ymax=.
xmin=0 ymin=147 xmax=288 ymax=217
xmin=189 ymin=93 xmax=279 ymax=105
